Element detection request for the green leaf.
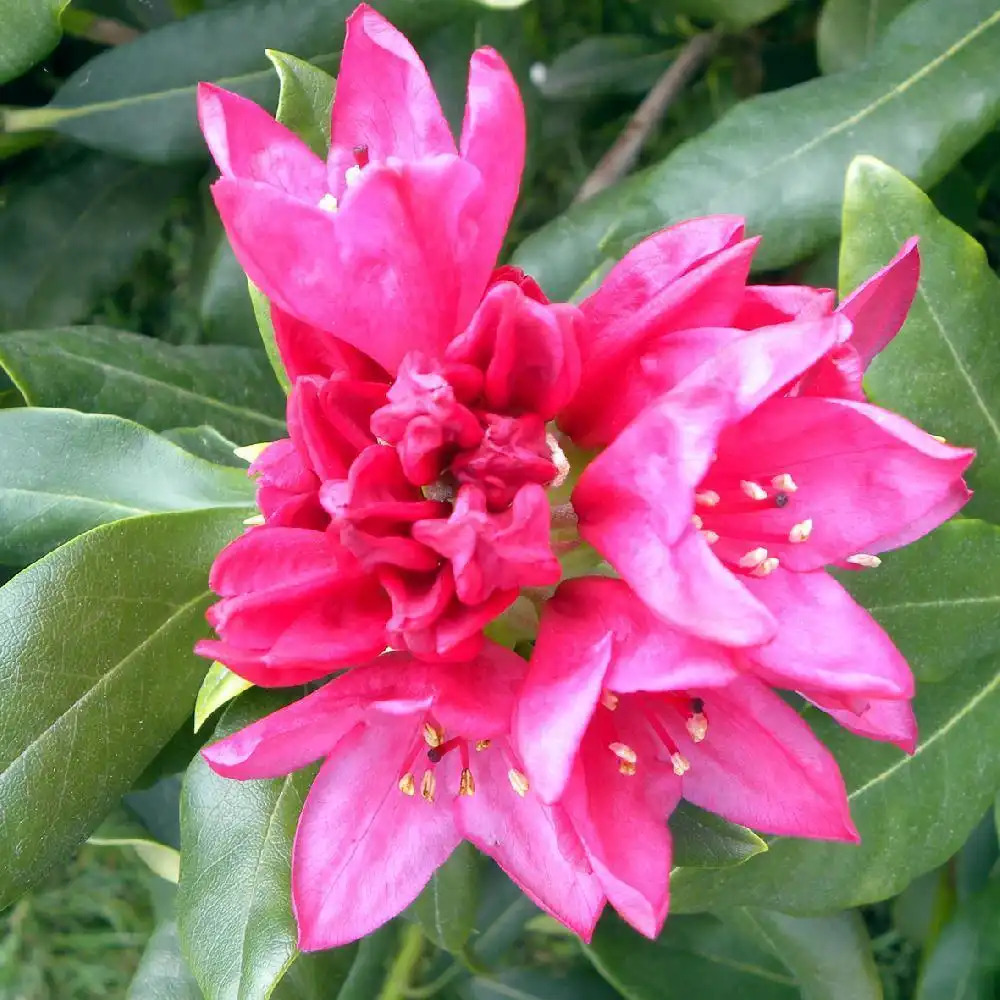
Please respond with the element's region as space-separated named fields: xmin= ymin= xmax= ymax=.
xmin=89 ymin=805 xmax=182 ymax=883
xmin=0 ymin=507 xmax=247 ymax=909
xmin=837 ymin=521 xmax=1000 ymax=683
xmin=337 ymin=923 xmax=401 ymax=1000
xmin=917 ymin=874 xmax=1000 ymax=1000
xmin=537 ymin=36 xmax=674 ymax=101
xmin=667 ymin=649 xmax=1000 ymax=914
xmin=0 ymin=0 xmax=70 ymax=83
xmin=128 ymin=919 xmax=205 ymax=1000
xmin=667 ymin=0 xmax=793 ymax=29
xmin=411 ymin=842 xmax=481 ymax=953
xmin=512 ymin=0 xmax=1000 ymax=300
xmin=249 ymin=282 xmax=291 ymax=395
xmin=817 ymin=0 xmax=914 ymax=74
xmin=2 ymin=0 xmax=467 ymax=162
xmin=267 ymin=49 xmax=334 ymax=157
xmin=0 ymin=326 xmax=286 ymax=442
xmin=462 ymin=969 xmax=621 ymax=1000
xmin=0 ymin=152 xmax=191 ymax=330
xmin=193 ymin=661 xmax=254 ymax=733
xmin=272 ymin=948 xmax=361 ymax=1000
xmin=178 ymin=688 xmax=315 ymax=1000
xmin=840 ymin=156 xmax=1000 ymax=519
xmin=163 ymin=426 xmax=246 ymax=467
xmin=468 ymin=862 xmax=538 ymax=964
xmin=200 ymin=241 xmax=261 ymax=347
xmin=585 ymin=914 xmax=798 ymax=1000
xmin=719 ymin=909 xmax=882 ymax=1000
xmin=670 ymin=801 xmax=768 ymax=870
xmin=0 ymin=408 xmax=254 ymax=564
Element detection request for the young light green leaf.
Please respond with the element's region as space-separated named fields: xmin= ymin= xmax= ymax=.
xmin=0 ymin=408 xmax=254 ymax=564
xmin=513 ymin=0 xmax=1000 ymax=300
xmin=0 ymin=507 xmax=247 ymax=910
xmin=89 ymin=805 xmax=182 ymax=883
xmin=0 ymin=0 xmax=70 ymax=83
xmin=840 ymin=156 xmax=1000 ymax=519
xmin=817 ymin=0 xmax=914 ymax=74
xmin=0 ymin=326 xmax=286 ymax=442
xmin=249 ymin=283 xmax=291 ymax=395
xmin=193 ymin=662 xmax=254 ymax=733
xmin=670 ymin=801 xmax=768 ymax=870
xmin=267 ymin=49 xmax=335 ymax=157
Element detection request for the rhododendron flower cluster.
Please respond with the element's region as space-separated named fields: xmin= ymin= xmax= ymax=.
xmin=195 ymin=4 xmax=973 ymax=950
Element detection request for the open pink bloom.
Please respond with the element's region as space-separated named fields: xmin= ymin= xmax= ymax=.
xmin=201 ymin=644 xmax=611 ymax=948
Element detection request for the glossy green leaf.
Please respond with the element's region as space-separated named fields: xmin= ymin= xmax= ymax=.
xmin=0 ymin=0 xmax=69 ymax=83
xmin=670 ymin=801 xmax=768 ymax=870
xmin=89 ymin=805 xmax=182 ymax=883
xmin=249 ymin=282 xmax=291 ymax=395
xmin=513 ymin=0 xmax=1000 ymax=300
xmin=0 ymin=408 xmax=254 ymax=564
xmin=667 ymin=648 xmax=1000 ymax=914
xmin=720 ymin=909 xmax=881 ymax=1000
xmin=0 ymin=326 xmax=286 ymax=442
xmin=178 ymin=688 xmax=315 ymax=1000
xmin=916 ymin=874 xmax=1000 ymax=1000
xmin=468 ymin=862 xmax=538 ymax=964
xmin=193 ymin=661 xmax=254 ymax=733
xmin=462 ymin=969 xmax=621 ymax=1000
xmin=200 ymin=240 xmax=261 ymax=347
xmin=2 ymin=0 xmax=466 ymax=162
xmin=0 ymin=152 xmax=190 ymax=330
xmin=267 ymin=49 xmax=334 ymax=157
xmin=163 ymin=426 xmax=246 ymax=467
xmin=0 ymin=507 xmax=247 ymax=909
xmin=585 ymin=914 xmax=798 ymax=999
xmin=538 ymin=36 xmax=674 ymax=101
xmin=337 ymin=923 xmax=400 ymax=1000
xmin=837 ymin=521 xmax=1000 ymax=683
xmin=840 ymin=156 xmax=1000 ymax=519
xmin=128 ymin=920 xmax=205 ymax=1000
xmin=817 ymin=0 xmax=914 ymax=73
xmin=667 ymin=0 xmax=792 ymax=29
xmin=411 ymin=842 xmax=481 ymax=953
xmin=272 ymin=948 xmax=360 ymax=1000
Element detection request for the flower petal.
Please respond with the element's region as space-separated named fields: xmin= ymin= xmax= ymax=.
xmin=803 ymin=690 xmax=918 ymax=753
xmin=271 ymin=303 xmax=387 ymax=382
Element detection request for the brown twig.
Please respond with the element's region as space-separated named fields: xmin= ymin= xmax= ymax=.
xmin=574 ymin=31 xmax=720 ymax=204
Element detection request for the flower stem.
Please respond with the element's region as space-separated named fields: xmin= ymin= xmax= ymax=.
xmin=378 ymin=923 xmax=426 ymax=1000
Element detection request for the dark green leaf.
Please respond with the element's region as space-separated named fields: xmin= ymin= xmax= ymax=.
xmin=468 ymin=862 xmax=538 ymax=965
xmin=840 ymin=156 xmax=1000 ymax=519
xmin=127 ymin=920 xmax=205 ymax=1000
xmin=669 ymin=801 xmax=768 ymax=870
xmin=0 ymin=507 xmax=246 ymax=909
xmin=667 ymin=649 xmax=1000 ymax=914
xmin=513 ymin=0 xmax=1000 ymax=300
xmin=817 ymin=0 xmax=914 ymax=74
xmin=410 ymin=842 xmax=481 ymax=954
xmin=337 ymin=923 xmax=400 ymax=1000
xmin=462 ymin=969 xmax=621 ymax=1000
xmin=0 ymin=326 xmax=286 ymax=442
xmin=272 ymin=948 xmax=360 ymax=1000
xmin=200 ymin=241 xmax=261 ymax=347
xmin=0 ymin=0 xmax=69 ymax=83
xmin=538 ymin=36 xmax=674 ymax=101
xmin=667 ymin=0 xmax=793 ymax=29
xmin=720 ymin=909 xmax=881 ymax=1000
xmin=267 ymin=49 xmax=335 ymax=157
xmin=585 ymin=914 xmax=798 ymax=1000
xmin=162 ymin=426 xmax=246 ymax=467
xmin=178 ymin=688 xmax=315 ymax=1000
xmin=0 ymin=408 xmax=254 ymax=564
xmin=249 ymin=283 xmax=291 ymax=395
xmin=0 ymin=152 xmax=191 ymax=330
xmin=837 ymin=521 xmax=1000 ymax=683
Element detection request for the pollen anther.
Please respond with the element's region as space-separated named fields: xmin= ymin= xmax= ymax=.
xmin=740 ymin=480 xmax=768 ymax=501
xmin=508 ymin=769 xmax=529 ymax=797
xmin=420 ymin=770 xmax=436 ymax=803
xmin=691 ymin=513 xmax=704 ymax=530
xmin=847 ymin=553 xmax=882 ymax=568
xmin=609 ymin=742 xmax=637 ymax=765
xmin=751 ymin=556 xmax=780 ymax=577
xmin=695 ymin=490 xmax=720 ymax=507
xmin=398 ymin=773 xmax=415 ymax=797
xmin=317 ymin=193 xmax=339 ymax=213
xmin=789 ymin=519 xmax=813 ymax=543
xmin=619 ymin=760 xmax=637 ymax=776
xmin=771 ymin=473 xmax=798 ymax=493
xmin=686 ymin=713 xmax=709 ymax=743
xmin=475 ymin=739 xmax=491 ymax=751
xmin=423 ymin=722 xmax=444 ymax=748
xmin=671 ymin=752 xmax=691 ymax=776
xmin=600 ymin=689 xmax=619 ymax=711
xmin=459 ymin=768 xmax=476 ymax=797
xmin=739 ymin=547 xmax=768 ymax=569
xmin=701 ymin=529 xmax=720 ymax=545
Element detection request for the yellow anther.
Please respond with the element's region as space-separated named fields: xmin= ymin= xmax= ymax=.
xmin=508 ymin=769 xmax=529 ymax=797
xmin=671 ymin=752 xmax=691 ymax=776
xmin=739 ymin=547 xmax=769 ymax=569
xmin=420 ymin=770 xmax=436 ymax=803
xmin=740 ymin=480 xmax=768 ymax=501
xmin=847 ymin=553 xmax=882 ymax=568
xmin=242 ymin=513 xmax=265 ymax=527
xmin=609 ymin=742 xmax=637 ymax=765
xmin=618 ymin=760 xmax=637 ymax=776
xmin=600 ymin=689 xmax=620 ymax=711
xmin=789 ymin=519 xmax=813 ymax=543
xmin=423 ymin=723 xmax=444 ymax=748
xmin=459 ymin=768 xmax=476 ymax=797
xmin=700 ymin=529 xmax=720 ymax=545
xmin=751 ymin=556 xmax=780 ymax=577
xmin=691 ymin=513 xmax=704 ymax=530
xmin=695 ymin=490 xmax=721 ymax=507
xmin=398 ymin=773 xmax=415 ymax=797
xmin=932 ymin=435 xmax=946 ymax=443
xmin=475 ymin=739 xmax=491 ymax=751
xmin=686 ymin=713 xmax=708 ymax=743
xmin=771 ymin=473 xmax=798 ymax=493
xmin=317 ymin=192 xmax=339 ymax=213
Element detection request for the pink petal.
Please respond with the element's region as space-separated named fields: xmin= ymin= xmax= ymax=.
xmin=733 ymin=284 xmax=836 ymax=328
xmin=198 ymin=83 xmax=327 ymax=201
xmin=671 ymin=678 xmax=859 ymax=842
xmin=839 ymin=238 xmax=920 ymax=366
xmin=194 ymin=640 xmax=330 ymax=688
xmin=455 ymin=739 xmax=605 ymax=941
xmin=459 ymin=48 xmax=526 ymax=290
xmin=294 ymin=721 xmax=462 ymax=949
xmin=330 ymin=4 xmax=456 ymax=163
xmin=804 ymin=691 xmax=918 ymax=753
xmin=742 ymin=569 xmax=913 ymax=699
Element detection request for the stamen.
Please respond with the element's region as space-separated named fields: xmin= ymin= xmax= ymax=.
xmin=691 ymin=513 xmax=704 ymax=530
xmin=695 ymin=490 xmax=721 ymax=507
xmin=420 ymin=770 xmax=436 ymax=803
xmin=344 ymin=165 xmax=363 ymax=188
xmin=671 ymin=752 xmax=691 ymax=776
xmin=609 ymin=742 xmax=637 ymax=765
xmin=738 ymin=547 xmax=769 ymax=569
xmin=771 ymin=473 xmax=798 ymax=493
xmin=423 ymin=722 xmax=444 ymax=748
xmin=686 ymin=713 xmax=709 ymax=743
xmin=475 ymin=739 xmax=491 ymax=751
xmin=789 ymin=519 xmax=813 ymax=543
xmin=774 ymin=492 xmax=790 ymax=508
xmin=459 ymin=768 xmax=476 ymax=797
xmin=700 ymin=529 xmax=720 ymax=545
xmin=508 ymin=769 xmax=529 ymax=797
xmin=398 ymin=773 xmax=415 ymax=796
xmin=242 ymin=513 xmax=265 ymax=526
xmin=317 ymin=193 xmax=339 ymax=213
xmin=600 ymin=689 xmax=619 ymax=711
xmin=352 ymin=144 xmax=370 ymax=167
xmin=618 ymin=760 xmax=637 ymax=776
xmin=427 ymin=737 xmax=462 ymax=764
xmin=740 ymin=480 xmax=768 ymax=501
xmin=932 ymin=435 xmax=946 ymax=443
xmin=847 ymin=553 xmax=882 ymax=568
xmin=751 ymin=556 xmax=780 ymax=577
